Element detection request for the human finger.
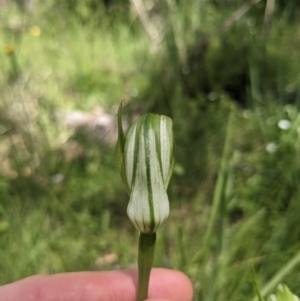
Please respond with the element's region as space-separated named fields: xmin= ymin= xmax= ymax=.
xmin=0 ymin=268 xmax=193 ymax=301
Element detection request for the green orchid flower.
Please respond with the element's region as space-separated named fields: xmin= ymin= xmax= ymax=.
xmin=116 ymin=100 xmax=175 ymax=233
xmin=115 ymin=100 xmax=175 ymax=301
xmin=267 ymin=284 xmax=300 ymax=301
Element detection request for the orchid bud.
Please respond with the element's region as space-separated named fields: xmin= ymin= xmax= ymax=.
xmin=116 ymin=102 xmax=175 ymax=233
xmin=267 ymin=284 xmax=299 ymax=301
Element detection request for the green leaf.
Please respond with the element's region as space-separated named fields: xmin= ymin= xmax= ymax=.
xmin=115 ymin=99 xmax=130 ymax=194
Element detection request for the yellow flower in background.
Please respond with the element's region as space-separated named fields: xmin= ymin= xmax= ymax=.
xmin=4 ymin=44 xmax=15 ymax=54
xmin=30 ymin=26 xmax=41 ymax=37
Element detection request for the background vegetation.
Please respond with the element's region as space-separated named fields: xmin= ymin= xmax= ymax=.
xmin=1 ymin=0 xmax=300 ymax=300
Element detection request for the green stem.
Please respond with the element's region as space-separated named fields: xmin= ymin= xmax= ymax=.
xmin=137 ymin=232 xmax=156 ymax=301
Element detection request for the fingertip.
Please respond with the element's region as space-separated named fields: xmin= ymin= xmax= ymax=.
xmin=146 ymin=299 xmax=174 ymax=301
xmin=149 ymin=268 xmax=194 ymax=301
xmin=0 ymin=269 xmax=193 ymax=301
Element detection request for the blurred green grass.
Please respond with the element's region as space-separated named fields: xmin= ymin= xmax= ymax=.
xmin=1 ymin=1 xmax=300 ymax=300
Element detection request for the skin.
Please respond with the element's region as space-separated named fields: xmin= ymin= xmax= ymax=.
xmin=0 ymin=268 xmax=193 ymax=301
